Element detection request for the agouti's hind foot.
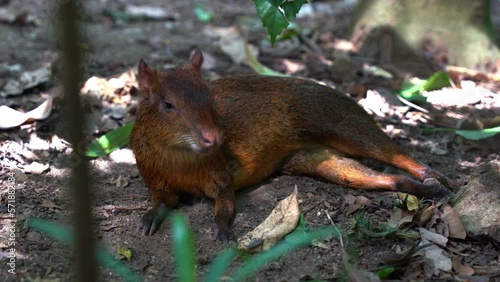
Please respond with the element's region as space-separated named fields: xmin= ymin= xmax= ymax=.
xmin=421 ymin=178 xmax=456 ymax=199
xmin=138 ymin=203 xmax=168 ymax=236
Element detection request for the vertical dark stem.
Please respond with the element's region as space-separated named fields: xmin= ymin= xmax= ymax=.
xmin=57 ymin=0 xmax=96 ymax=281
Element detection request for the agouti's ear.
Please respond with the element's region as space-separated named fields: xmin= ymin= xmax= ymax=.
xmin=138 ymin=59 xmax=154 ymax=93
xmin=190 ymin=49 xmax=204 ymax=69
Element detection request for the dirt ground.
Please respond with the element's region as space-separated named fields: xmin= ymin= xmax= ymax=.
xmin=1 ymin=0 xmax=499 ymax=281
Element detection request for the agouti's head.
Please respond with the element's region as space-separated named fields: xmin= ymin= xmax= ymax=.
xmin=137 ymin=50 xmax=222 ymax=155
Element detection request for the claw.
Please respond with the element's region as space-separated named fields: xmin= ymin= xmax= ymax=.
xmin=423 ymin=178 xmax=456 ymax=199
xmin=138 ymin=204 xmax=168 ymax=236
xmin=214 ymin=224 xmax=234 ymax=241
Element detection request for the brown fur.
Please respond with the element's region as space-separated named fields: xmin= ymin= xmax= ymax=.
xmin=131 ymin=51 xmax=458 ymax=240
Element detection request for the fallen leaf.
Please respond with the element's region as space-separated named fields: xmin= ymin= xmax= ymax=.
xmin=442 ymin=205 xmax=466 ymax=239
xmin=117 ymin=246 xmax=132 ymax=261
xmin=355 ymin=195 xmax=372 ymax=207
xmin=24 ymin=161 xmax=49 ymax=174
xmin=421 ymin=240 xmax=452 ymax=277
xmin=388 ymin=207 xmax=415 ymax=228
xmin=347 ymin=203 xmax=363 ymax=215
xmin=115 ymin=175 xmax=130 ymax=188
xmin=419 ymin=228 xmax=448 ymax=247
xmin=0 ymin=94 xmax=53 ymax=129
xmin=237 ymin=186 xmax=300 ymax=253
xmin=397 ymin=193 xmax=419 ymax=212
xmin=452 ymin=257 xmax=474 ymax=276
xmin=417 ymin=205 xmax=435 ymax=226
xmin=125 ymin=5 xmax=172 ymax=20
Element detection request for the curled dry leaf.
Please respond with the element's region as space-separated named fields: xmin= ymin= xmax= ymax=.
xmin=417 ymin=205 xmax=435 ymax=226
xmin=0 ymin=94 xmax=53 ymax=129
xmin=452 ymin=257 xmax=474 ymax=276
xmin=442 ymin=204 xmax=466 ymax=239
xmin=237 ymin=186 xmax=300 ymax=253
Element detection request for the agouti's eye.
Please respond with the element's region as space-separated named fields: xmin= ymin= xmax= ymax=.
xmin=163 ymin=101 xmax=175 ymax=111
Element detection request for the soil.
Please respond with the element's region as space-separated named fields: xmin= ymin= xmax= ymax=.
xmin=0 ymin=0 xmax=499 ymax=281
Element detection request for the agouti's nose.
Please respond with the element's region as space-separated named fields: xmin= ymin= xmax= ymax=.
xmin=200 ymin=130 xmax=219 ymax=149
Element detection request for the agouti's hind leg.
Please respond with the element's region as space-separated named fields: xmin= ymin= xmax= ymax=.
xmin=139 ymin=189 xmax=179 ymax=236
xmin=282 ymin=148 xmax=454 ymax=199
xmin=324 ymin=120 xmax=459 ymax=189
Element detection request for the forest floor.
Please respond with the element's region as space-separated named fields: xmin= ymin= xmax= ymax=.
xmin=0 ymin=0 xmax=499 ymax=281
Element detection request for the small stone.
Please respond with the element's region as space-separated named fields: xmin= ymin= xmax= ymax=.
xmin=26 ymin=231 xmax=42 ymax=242
xmin=11 ymin=168 xmax=28 ymax=182
xmin=108 ymin=104 xmax=126 ymax=120
xmin=453 ymin=160 xmax=500 ymax=243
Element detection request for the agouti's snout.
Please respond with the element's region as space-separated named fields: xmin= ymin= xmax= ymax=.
xmin=196 ymin=127 xmax=222 ymax=155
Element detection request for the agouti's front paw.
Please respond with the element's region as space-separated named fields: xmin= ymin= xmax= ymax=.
xmin=214 ymin=225 xmax=234 ymax=242
xmin=138 ymin=204 xmax=168 ymax=236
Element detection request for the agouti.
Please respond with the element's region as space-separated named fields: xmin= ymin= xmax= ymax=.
xmin=131 ymin=50 xmax=458 ymax=240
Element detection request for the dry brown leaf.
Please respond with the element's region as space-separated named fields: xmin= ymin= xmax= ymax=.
xmin=452 ymin=257 xmax=474 ymax=276
xmin=355 ymin=195 xmax=372 ymax=207
xmin=417 ymin=205 xmax=435 ymax=226
xmin=346 ymin=204 xmax=363 ymax=215
xmin=389 ymin=207 xmax=415 ymax=228
xmin=442 ymin=204 xmax=466 ymax=239
xmin=237 ymin=186 xmax=300 ymax=253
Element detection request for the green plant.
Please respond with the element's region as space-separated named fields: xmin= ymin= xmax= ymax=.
xmin=253 ymin=0 xmax=308 ymax=44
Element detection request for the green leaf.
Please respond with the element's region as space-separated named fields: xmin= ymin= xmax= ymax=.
xmin=422 ymin=71 xmax=451 ymax=91
xmin=376 ymin=266 xmax=395 ymax=278
xmin=349 ymin=215 xmax=419 ymax=240
xmin=455 ymin=126 xmax=500 ymax=140
xmin=85 ymin=121 xmax=134 ymax=158
xmin=203 ymin=248 xmax=237 ymax=282
xmin=244 ymin=41 xmax=286 ymax=76
xmin=171 ymin=213 xmax=196 ymax=282
xmin=253 ymin=0 xmax=289 ymax=44
xmin=194 ymin=4 xmax=213 ymax=22
xmin=398 ymin=71 xmax=451 ymax=103
xmin=399 ymin=79 xmax=426 ymax=102
xmin=281 ymin=0 xmax=307 ymax=20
